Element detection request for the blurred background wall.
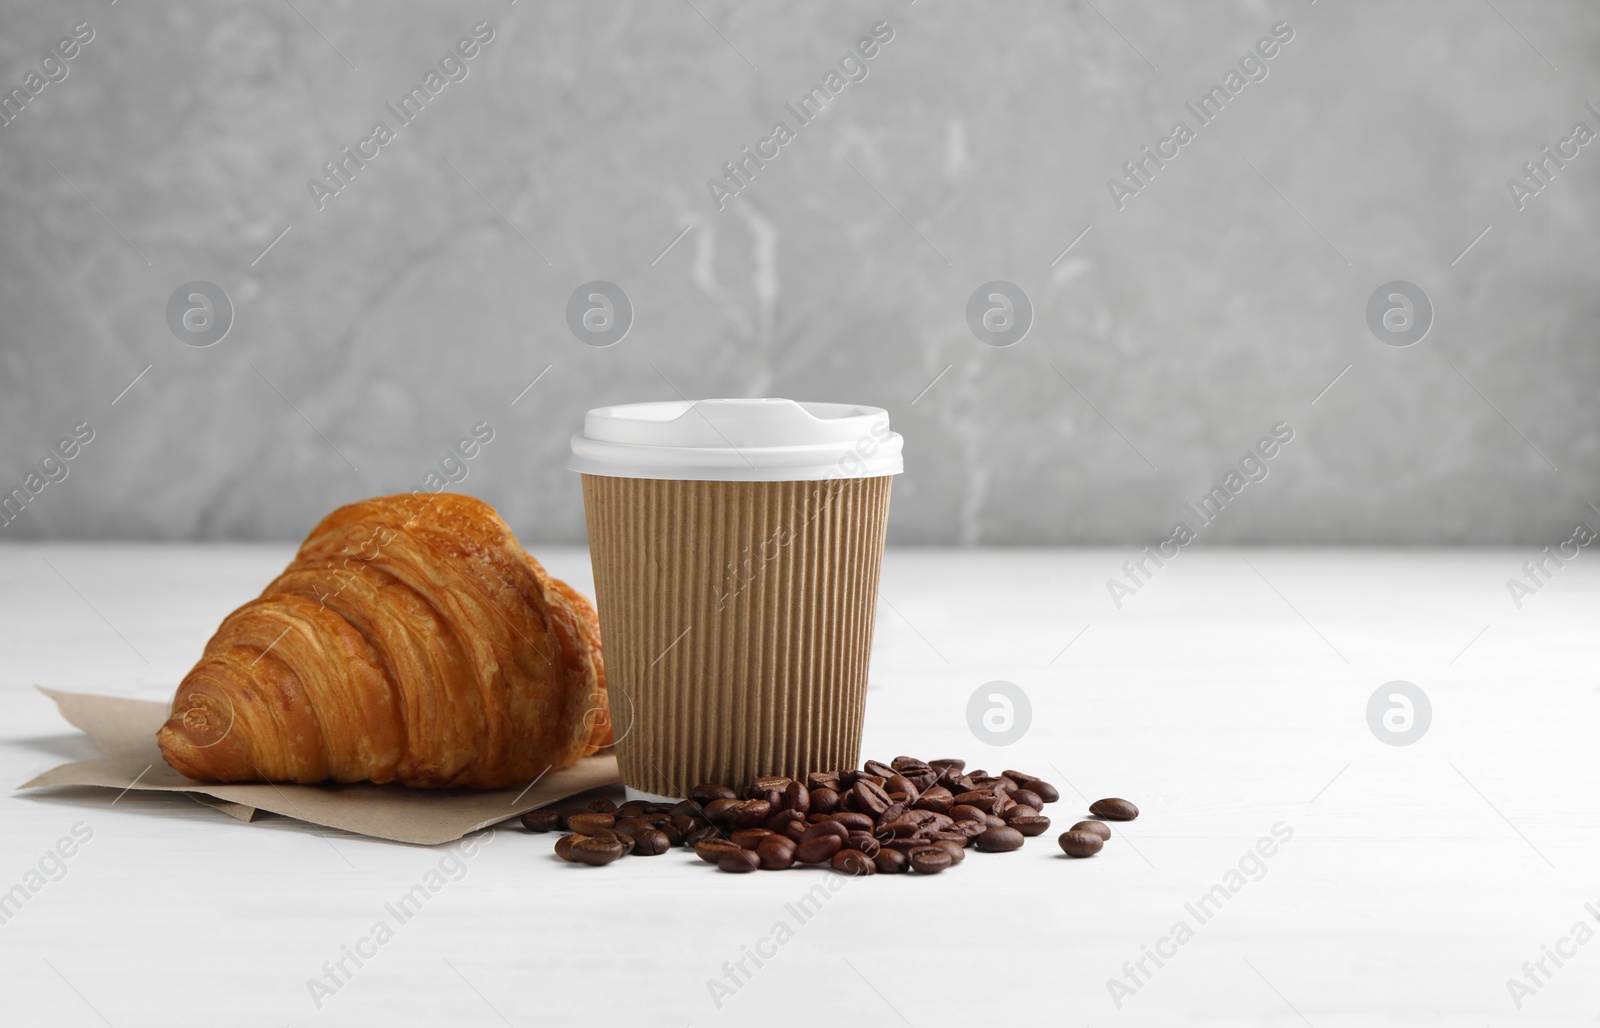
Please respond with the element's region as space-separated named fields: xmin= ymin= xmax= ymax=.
xmin=0 ymin=0 xmax=1595 ymax=545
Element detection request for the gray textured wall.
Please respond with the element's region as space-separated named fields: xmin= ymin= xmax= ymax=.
xmin=1 ymin=0 xmax=1596 ymax=545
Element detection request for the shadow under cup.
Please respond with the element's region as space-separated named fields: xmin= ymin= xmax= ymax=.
xmin=581 ymin=474 xmax=893 ymax=797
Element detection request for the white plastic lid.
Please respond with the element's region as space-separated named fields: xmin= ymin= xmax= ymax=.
xmin=568 ymin=398 xmax=904 ymax=481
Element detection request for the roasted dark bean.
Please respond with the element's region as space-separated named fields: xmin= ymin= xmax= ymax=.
xmin=684 ymin=824 xmax=722 ymax=847
xmin=762 ymin=809 xmax=807 ymax=833
xmin=1089 ymin=798 xmax=1139 ymax=821
xmin=1011 ymin=789 xmax=1043 ymax=810
xmin=862 ymin=759 xmax=896 ymax=779
xmin=830 ymin=848 xmax=876 ymax=876
xmin=614 ymin=816 xmax=654 ymax=838
xmin=948 ymin=804 xmax=990 ymax=824
xmin=848 ymin=779 xmax=893 ymax=817
xmin=801 ymin=820 xmax=850 ymax=844
xmin=617 ymin=800 xmax=651 ymax=817
xmin=566 ymin=812 xmax=615 ymax=836
xmin=782 ymin=781 xmax=810 ymax=813
xmin=975 ymin=826 xmax=1025 ymax=853
xmin=633 ymin=829 xmax=671 ymax=855
xmin=1025 ymin=779 xmax=1061 ymax=804
xmin=932 ymin=839 xmax=966 ymax=862
xmin=555 ymin=806 xmax=591 ymax=830
xmin=729 ymin=828 xmax=773 ymax=849
xmin=703 ymin=798 xmax=741 ymax=823
xmin=1071 ymin=820 xmax=1111 ymax=840
xmin=795 ymin=834 xmax=843 ymax=864
xmin=553 ymin=834 xmax=583 ymax=861
xmin=1058 ymin=831 xmax=1104 ymax=858
xmin=694 ymin=839 xmax=744 ymax=864
xmin=806 ymin=772 xmax=841 ymax=792
xmin=846 ymin=831 xmax=880 ymax=858
xmin=909 ymin=846 xmax=953 ymax=874
xmin=809 ymin=787 xmax=840 ymax=814
xmin=521 ymin=809 xmax=560 ymax=833
xmin=874 ymin=848 xmax=909 ymax=874
xmin=1008 ymin=815 xmax=1052 ymax=837
xmin=718 ymin=849 xmax=761 ymax=873
xmin=913 ymin=787 xmax=954 ymax=813
xmin=570 ymin=835 xmax=625 ymax=866
xmin=588 ymin=798 xmax=619 ymax=814
xmin=884 ymin=774 xmax=917 ymax=799
xmin=757 ymin=835 xmax=797 ymax=870
xmin=829 ymin=811 xmax=875 ymax=833
xmin=691 ymin=783 xmax=738 ymax=804
xmin=670 ymin=799 xmax=705 ymax=819
xmin=723 ymin=799 xmax=772 ymax=828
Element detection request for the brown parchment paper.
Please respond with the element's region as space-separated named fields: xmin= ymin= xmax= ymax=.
xmin=17 ymin=687 xmax=620 ymax=846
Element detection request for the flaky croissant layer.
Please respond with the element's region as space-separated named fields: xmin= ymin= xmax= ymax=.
xmin=158 ymin=493 xmax=610 ymax=789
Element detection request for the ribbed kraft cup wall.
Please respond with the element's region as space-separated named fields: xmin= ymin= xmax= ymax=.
xmin=581 ymin=474 xmax=893 ymax=797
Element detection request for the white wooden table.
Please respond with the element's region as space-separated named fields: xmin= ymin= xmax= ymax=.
xmin=1 ymin=544 xmax=1595 ymax=1027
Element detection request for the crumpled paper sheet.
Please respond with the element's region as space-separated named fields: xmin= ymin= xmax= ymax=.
xmin=18 ymin=687 xmax=620 ymax=845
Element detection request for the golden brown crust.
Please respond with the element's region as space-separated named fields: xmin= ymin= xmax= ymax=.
xmin=157 ymin=493 xmax=609 ymax=788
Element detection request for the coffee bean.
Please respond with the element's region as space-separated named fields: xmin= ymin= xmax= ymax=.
xmin=949 ymin=804 xmax=990 ymax=824
xmin=617 ymin=800 xmax=651 ymax=817
xmin=871 ymin=848 xmax=907 ymax=874
xmin=1089 ymin=798 xmax=1138 ymax=821
xmin=584 ymin=828 xmax=632 ymax=855
xmin=848 ymin=779 xmax=893 ymax=817
xmin=846 ymin=831 xmax=880 ymax=858
xmin=831 ymin=849 xmax=876 ymax=876
xmin=795 ymin=834 xmax=844 ymax=864
xmin=730 ymin=829 xmax=773 ymax=850
xmin=703 ymin=798 xmax=741 ymax=823
xmin=884 ymin=774 xmax=918 ymax=800
xmin=1026 ymin=779 xmax=1061 ymax=804
xmin=553 ymin=834 xmax=583 ymax=861
xmin=806 ymin=772 xmax=841 ymax=792
xmin=828 ymin=811 xmax=874 ymax=834
xmin=912 ymin=787 xmax=954 ymax=814
xmin=718 ymin=849 xmax=761 ymax=873
xmin=909 ymin=846 xmax=953 ymax=874
xmin=570 ymin=835 xmax=625 ymax=866
xmin=633 ymin=829 xmax=671 ymax=855
xmin=929 ymin=758 xmax=966 ymax=775
xmin=1071 ymin=820 xmax=1111 ymax=840
xmin=931 ymin=839 xmax=966 ymax=862
xmin=691 ymin=783 xmax=738 ymax=804
xmin=975 ymin=826 xmax=1025 ymax=853
xmin=782 ymin=781 xmax=810 ymax=813
xmin=1010 ymin=789 xmax=1043 ymax=810
xmin=1058 ymin=831 xmax=1104 ymax=858
xmin=757 ymin=835 xmax=797 ymax=870
xmin=566 ymin=812 xmax=615 ymax=836
xmin=1008 ymin=815 xmax=1051 ymax=837
xmin=555 ymin=805 xmax=591 ymax=830
xmin=862 ymin=759 xmax=896 ymax=779
xmin=955 ymin=791 xmax=1006 ymax=814
xmin=890 ymin=755 xmax=924 ymax=772
xmin=694 ymin=839 xmax=743 ymax=864
xmin=614 ymin=816 xmax=654 ymax=838
xmin=762 ymin=809 xmax=807 ymax=834
xmin=588 ymin=798 xmax=619 ymax=815
xmin=876 ymin=802 xmax=908 ymax=829
xmin=723 ymin=799 xmax=772 ymax=828
xmin=809 ymin=787 xmax=840 ymax=814
xmin=520 ymin=809 xmax=559 ymax=833
xmin=801 ymin=820 xmax=850 ymax=844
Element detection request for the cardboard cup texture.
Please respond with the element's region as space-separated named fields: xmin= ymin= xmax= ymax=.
xmin=581 ymin=473 xmax=892 ymax=796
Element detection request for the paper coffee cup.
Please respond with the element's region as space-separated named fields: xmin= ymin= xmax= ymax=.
xmin=569 ymin=399 xmax=903 ymax=797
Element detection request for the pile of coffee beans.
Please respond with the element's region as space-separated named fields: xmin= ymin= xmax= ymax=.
xmin=522 ymin=756 xmax=1141 ymax=875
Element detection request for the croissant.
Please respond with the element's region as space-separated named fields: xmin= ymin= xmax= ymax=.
xmin=157 ymin=493 xmax=610 ymax=789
